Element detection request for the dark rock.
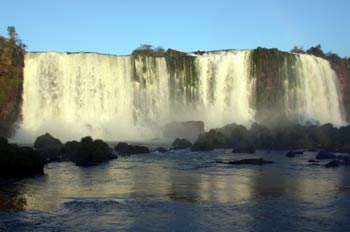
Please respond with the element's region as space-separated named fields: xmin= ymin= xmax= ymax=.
xmin=0 ymin=137 xmax=46 ymax=179
xmin=61 ymin=140 xmax=80 ymax=161
xmin=341 ymin=156 xmax=350 ymax=165
xmin=232 ymin=146 xmax=256 ymax=154
xmin=191 ymin=129 xmax=225 ymax=151
xmin=308 ymin=159 xmax=319 ymax=163
xmin=163 ymin=121 xmax=205 ymax=141
xmin=114 ymin=142 xmax=150 ymax=155
xmin=156 ymin=147 xmax=168 ymax=153
xmin=325 ymin=160 xmax=340 ymax=168
xmin=336 ymin=155 xmax=350 ymax=160
xmin=191 ymin=141 xmax=214 ymax=152
xmin=286 ymin=150 xmax=303 ymax=158
xmin=225 ymin=158 xmax=275 ymax=165
xmin=316 ymin=151 xmax=336 ymax=160
xmin=127 ymin=145 xmax=150 ymax=154
xmin=115 ymin=142 xmax=130 ymax=154
xmin=72 ymin=137 xmax=115 ymax=166
xmin=171 ymin=138 xmax=192 ymax=150
xmin=34 ymin=133 xmax=63 ymax=162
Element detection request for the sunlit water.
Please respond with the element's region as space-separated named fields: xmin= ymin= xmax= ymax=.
xmin=1 ymin=150 xmax=350 ymax=231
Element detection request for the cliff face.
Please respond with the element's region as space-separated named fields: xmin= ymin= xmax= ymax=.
xmin=251 ymin=48 xmax=298 ymax=125
xmin=0 ymin=43 xmax=24 ymax=137
xmin=327 ymin=57 xmax=350 ymax=122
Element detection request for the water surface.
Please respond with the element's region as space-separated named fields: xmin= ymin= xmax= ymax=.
xmin=1 ymin=149 xmax=350 ymax=231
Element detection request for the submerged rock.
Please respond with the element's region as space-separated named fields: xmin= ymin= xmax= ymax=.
xmin=308 ymin=159 xmax=319 ymax=163
xmin=216 ymin=158 xmax=275 ymax=165
xmin=232 ymin=146 xmax=256 ymax=154
xmin=316 ymin=151 xmax=336 ymax=160
xmin=0 ymin=137 xmax=46 ymax=179
xmin=325 ymin=160 xmax=340 ymax=168
xmin=156 ymin=147 xmax=168 ymax=153
xmin=34 ymin=133 xmax=63 ymax=162
xmin=286 ymin=150 xmax=303 ymax=158
xmin=171 ymin=138 xmax=192 ymax=150
xmin=114 ymin=142 xmax=150 ymax=155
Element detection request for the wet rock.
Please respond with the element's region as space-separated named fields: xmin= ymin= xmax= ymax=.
xmin=232 ymin=146 xmax=256 ymax=154
xmin=34 ymin=133 xmax=63 ymax=162
xmin=308 ymin=159 xmax=319 ymax=163
xmin=0 ymin=137 xmax=46 ymax=179
xmin=286 ymin=150 xmax=303 ymax=158
xmin=61 ymin=140 xmax=80 ymax=161
xmin=72 ymin=137 xmax=115 ymax=166
xmin=191 ymin=141 xmax=214 ymax=152
xmin=156 ymin=147 xmax=168 ymax=153
xmin=325 ymin=160 xmax=340 ymax=168
xmin=127 ymin=145 xmax=150 ymax=154
xmin=114 ymin=142 xmax=150 ymax=155
xmin=316 ymin=151 xmax=336 ymax=160
xmin=171 ymin=138 xmax=192 ymax=150
xmin=341 ymin=156 xmax=350 ymax=165
xmin=114 ymin=142 xmax=130 ymax=154
xmin=220 ymin=158 xmax=275 ymax=165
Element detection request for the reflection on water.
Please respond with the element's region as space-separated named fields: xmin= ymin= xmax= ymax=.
xmin=1 ymin=149 xmax=350 ymax=231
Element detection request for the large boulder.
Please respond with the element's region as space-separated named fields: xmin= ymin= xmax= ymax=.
xmin=71 ymin=137 xmax=115 ymax=166
xmin=61 ymin=140 xmax=80 ymax=161
xmin=163 ymin=121 xmax=205 ymax=141
xmin=114 ymin=142 xmax=150 ymax=155
xmin=34 ymin=133 xmax=63 ymax=162
xmin=0 ymin=137 xmax=46 ymax=179
xmin=316 ymin=151 xmax=336 ymax=160
xmin=171 ymin=138 xmax=192 ymax=150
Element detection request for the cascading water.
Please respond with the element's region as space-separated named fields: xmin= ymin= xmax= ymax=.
xmin=17 ymin=50 xmax=346 ymax=142
xmin=284 ymin=54 xmax=345 ymax=126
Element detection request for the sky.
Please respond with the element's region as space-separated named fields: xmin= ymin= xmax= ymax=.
xmin=1 ymin=0 xmax=349 ymax=57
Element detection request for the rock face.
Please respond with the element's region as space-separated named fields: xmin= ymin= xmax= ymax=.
xmin=326 ymin=56 xmax=350 ymax=122
xmin=0 ymin=40 xmax=24 ymax=137
xmin=316 ymin=151 xmax=336 ymax=160
xmin=171 ymin=138 xmax=192 ymax=150
xmin=163 ymin=121 xmax=205 ymax=141
xmin=0 ymin=137 xmax=46 ymax=179
xmin=34 ymin=133 xmax=63 ymax=161
xmin=114 ymin=142 xmax=150 ymax=155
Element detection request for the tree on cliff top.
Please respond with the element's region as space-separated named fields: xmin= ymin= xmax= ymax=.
xmin=290 ymin=46 xmax=305 ymax=54
xmin=0 ymin=26 xmax=27 ymax=50
xmin=306 ymin=44 xmax=325 ymax=58
xmin=132 ymin=44 xmax=165 ymax=56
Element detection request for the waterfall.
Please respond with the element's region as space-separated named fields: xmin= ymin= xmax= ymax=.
xmin=285 ymin=54 xmax=345 ymax=126
xmin=17 ymin=50 xmax=346 ymax=142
